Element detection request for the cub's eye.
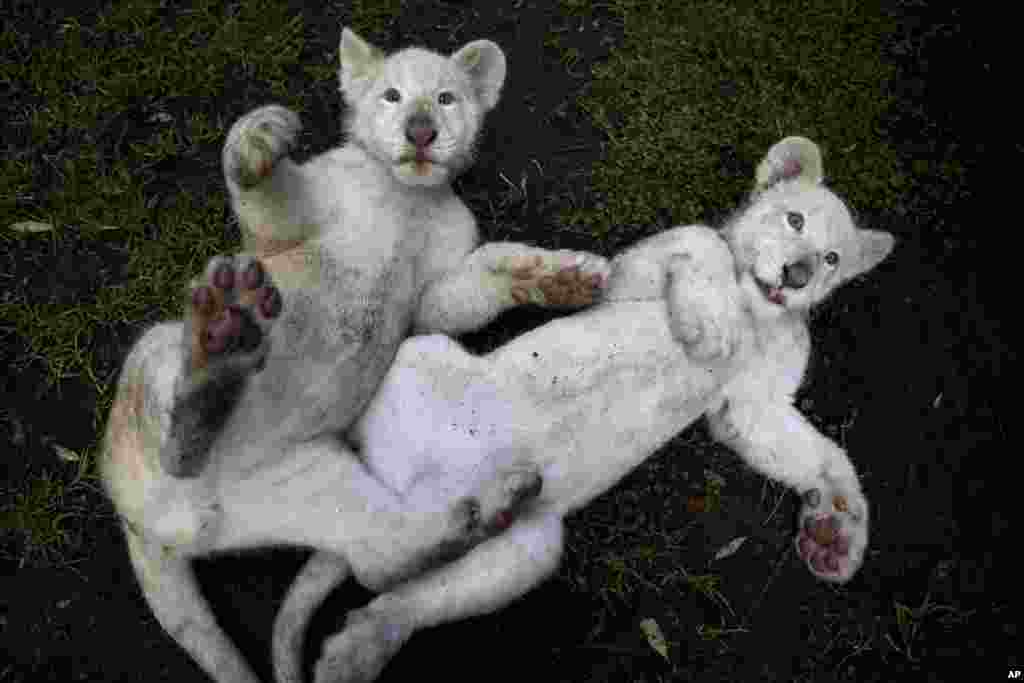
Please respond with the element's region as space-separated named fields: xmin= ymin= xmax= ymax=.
xmin=437 ymin=91 xmax=456 ymax=105
xmin=786 ymin=211 xmax=805 ymax=232
xmin=383 ymin=88 xmax=401 ymax=103
xmin=825 ymin=251 xmax=840 ymax=266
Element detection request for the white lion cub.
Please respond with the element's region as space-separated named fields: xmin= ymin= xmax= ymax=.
xmin=300 ymin=136 xmax=894 ymax=682
xmin=100 ymin=27 xmax=608 ymax=683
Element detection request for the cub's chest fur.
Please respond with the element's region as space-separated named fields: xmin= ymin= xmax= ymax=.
xmin=258 ymin=175 xmax=453 ymax=348
xmin=735 ymin=313 xmax=811 ymax=400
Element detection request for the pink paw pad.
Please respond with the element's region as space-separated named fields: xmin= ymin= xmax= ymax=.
xmin=187 ymin=256 xmax=282 ymax=371
xmin=798 ymin=514 xmax=850 ymax=574
xmin=257 ymin=286 xmax=282 ymax=318
xmin=212 ymin=262 xmax=235 ymax=289
xmin=795 ymin=486 xmax=867 ymax=583
xmin=204 ymin=309 xmax=241 ymax=354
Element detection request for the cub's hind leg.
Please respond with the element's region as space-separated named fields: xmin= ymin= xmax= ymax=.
xmin=223 ymin=105 xmax=316 ymax=252
xmin=164 ymin=254 xmax=282 ymax=478
xmin=708 ymin=399 xmax=869 ymax=583
xmin=273 ymin=552 xmax=351 ymax=683
xmin=314 ymin=514 xmax=565 ymax=683
xmin=269 ymin=462 xmax=543 ymax=683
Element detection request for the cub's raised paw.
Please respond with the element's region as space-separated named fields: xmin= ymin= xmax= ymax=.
xmin=670 ymin=304 xmax=740 ymax=362
xmin=666 ymin=253 xmax=740 ymax=361
xmin=504 ymin=249 xmax=610 ymax=309
xmin=795 ymin=474 xmax=868 ymax=583
xmin=223 ymin=104 xmax=302 ymax=188
xmin=184 ymin=255 xmax=282 ymax=378
xmin=315 ymin=605 xmax=411 ymax=683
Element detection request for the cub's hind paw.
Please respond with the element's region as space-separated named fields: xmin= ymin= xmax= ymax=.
xmin=439 ymin=462 xmax=542 ymax=562
xmin=315 ymin=605 xmax=411 ymax=683
xmin=185 ymin=255 xmax=282 ymax=378
xmin=480 ymin=464 xmax=543 ymax=535
xmin=223 ymin=105 xmax=302 ymax=188
xmin=164 ymin=255 xmax=282 ymax=478
xmin=506 ymin=249 xmax=611 ymax=309
xmin=795 ymin=474 xmax=869 ymax=583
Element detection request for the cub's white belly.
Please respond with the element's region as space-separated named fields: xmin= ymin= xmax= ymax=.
xmin=353 ymin=302 xmax=733 ymax=518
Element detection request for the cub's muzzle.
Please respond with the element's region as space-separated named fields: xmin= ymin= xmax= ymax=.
xmin=782 ymin=258 xmax=815 ymax=290
xmin=405 ymin=113 xmax=438 ymax=148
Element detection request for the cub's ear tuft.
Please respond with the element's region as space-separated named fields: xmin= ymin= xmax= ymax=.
xmin=451 ymin=40 xmax=507 ymax=111
xmin=339 ymin=27 xmax=385 ymax=101
xmin=755 ymin=136 xmax=824 ymax=192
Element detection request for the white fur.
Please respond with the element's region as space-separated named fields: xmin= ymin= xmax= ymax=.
xmin=302 ymin=137 xmax=894 ymax=682
xmin=101 ymin=27 xmax=608 ymax=683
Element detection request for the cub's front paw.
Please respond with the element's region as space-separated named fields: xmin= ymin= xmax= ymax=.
xmin=667 ymin=254 xmax=740 ymax=361
xmin=223 ymin=105 xmax=302 ymax=188
xmin=796 ymin=473 xmax=869 ymax=583
xmin=670 ymin=305 xmax=740 ymax=362
xmin=502 ymin=249 xmax=610 ymax=309
xmin=185 ymin=255 xmax=283 ymax=378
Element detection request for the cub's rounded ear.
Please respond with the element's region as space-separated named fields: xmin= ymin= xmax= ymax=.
xmin=755 ymin=136 xmax=824 ymax=191
xmin=451 ymin=40 xmax=507 ymax=111
xmin=339 ymin=27 xmax=384 ymax=101
xmin=853 ymin=229 xmax=895 ymax=277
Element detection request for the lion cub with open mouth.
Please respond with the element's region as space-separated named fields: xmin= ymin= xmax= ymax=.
xmin=296 ymin=136 xmax=893 ymax=682
xmin=100 ymin=27 xmax=608 ymax=683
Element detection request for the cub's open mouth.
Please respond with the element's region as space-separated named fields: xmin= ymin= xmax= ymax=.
xmin=755 ymin=278 xmax=786 ymax=305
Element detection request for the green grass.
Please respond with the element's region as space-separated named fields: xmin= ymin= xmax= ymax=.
xmin=1 ymin=0 xmax=312 ymax=385
xmin=0 ymin=459 xmax=98 ymax=568
xmin=889 ymin=591 xmax=975 ymax=662
xmin=555 ymin=0 xmax=904 ymax=238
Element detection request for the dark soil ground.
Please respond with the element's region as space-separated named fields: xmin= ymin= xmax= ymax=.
xmin=1 ymin=1 xmax=1013 ymax=682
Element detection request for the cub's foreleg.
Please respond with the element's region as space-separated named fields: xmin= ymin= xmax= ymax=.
xmin=223 ymin=105 xmax=316 ymax=252
xmin=415 ymin=241 xmax=611 ymax=335
xmin=708 ymin=399 xmax=869 ymax=583
xmin=663 ymin=226 xmax=744 ymax=361
xmin=163 ymin=255 xmax=282 ymax=478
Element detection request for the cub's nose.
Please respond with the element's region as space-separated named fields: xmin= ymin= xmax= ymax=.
xmin=782 ymin=259 xmax=814 ymax=289
xmin=405 ymin=114 xmax=438 ymax=148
